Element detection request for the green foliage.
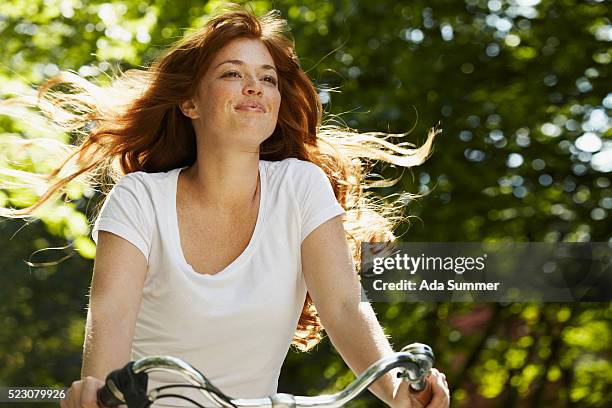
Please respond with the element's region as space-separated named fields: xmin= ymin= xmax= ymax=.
xmin=1 ymin=0 xmax=610 ymax=407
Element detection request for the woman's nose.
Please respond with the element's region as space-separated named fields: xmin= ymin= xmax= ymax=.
xmin=243 ymin=75 xmax=263 ymax=94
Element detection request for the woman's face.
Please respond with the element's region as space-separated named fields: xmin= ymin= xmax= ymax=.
xmin=183 ymin=37 xmax=281 ymax=151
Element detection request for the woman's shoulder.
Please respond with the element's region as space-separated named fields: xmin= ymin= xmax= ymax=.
xmin=263 ymin=157 xmax=322 ymax=176
xmin=262 ymin=158 xmax=329 ymax=199
xmin=111 ymin=171 xmax=150 ymax=196
xmin=108 ymin=168 xmax=178 ymax=208
xmin=117 ymin=167 xmax=179 ymax=189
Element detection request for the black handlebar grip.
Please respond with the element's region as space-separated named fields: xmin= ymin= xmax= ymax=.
xmin=96 ymin=361 xmax=150 ymax=408
xmin=97 ymin=382 xmax=125 ymax=407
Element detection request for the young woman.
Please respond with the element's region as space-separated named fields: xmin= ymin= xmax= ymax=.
xmin=1 ymin=4 xmax=448 ymax=408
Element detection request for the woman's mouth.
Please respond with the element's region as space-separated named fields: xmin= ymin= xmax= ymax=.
xmin=235 ymin=106 xmax=265 ymax=113
xmin=235 ymin=101 xmax=265 ymax=112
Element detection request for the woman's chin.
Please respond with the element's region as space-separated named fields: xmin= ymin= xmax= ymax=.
xmin=231 ymin=120 xmax=275 ymax=132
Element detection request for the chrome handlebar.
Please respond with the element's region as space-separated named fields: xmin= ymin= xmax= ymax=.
xmin=98 ymin=342 xmax=435 ymax=408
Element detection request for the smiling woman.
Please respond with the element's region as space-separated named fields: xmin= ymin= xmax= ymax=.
xmin=0 ymin=2 xmax=446 ymax=408
xmin=178 ymin=37 xmax=281 ymax=159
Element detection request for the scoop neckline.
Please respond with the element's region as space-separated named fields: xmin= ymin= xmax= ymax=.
xmin=171 ymin=161 xmax=267 ymax=280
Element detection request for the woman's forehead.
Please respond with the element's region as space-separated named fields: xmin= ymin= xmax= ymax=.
xmin=212 ymin=38 xmax=276 ymax=68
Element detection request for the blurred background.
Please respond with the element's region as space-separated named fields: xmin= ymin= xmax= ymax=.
xmin=0 ymin=0 xmax=610 ymax=407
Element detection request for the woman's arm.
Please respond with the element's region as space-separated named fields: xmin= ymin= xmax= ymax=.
xmin=61 ymin=231 xmax=148 ymax=408
xmin=82 ymin=231 xmax=147 ymax=379
xmin=301 ymin=216 xmax=449 ymax=407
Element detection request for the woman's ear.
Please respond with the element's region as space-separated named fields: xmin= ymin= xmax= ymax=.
xmin=179 ymin=99 xmax=200 ymax=119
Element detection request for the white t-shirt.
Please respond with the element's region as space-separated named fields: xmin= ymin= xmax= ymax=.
xmin=91 ymin=158 xmax=345 ymax=406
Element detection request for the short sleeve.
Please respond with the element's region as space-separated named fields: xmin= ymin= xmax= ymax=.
xmin=91 ymin=172 xmax=154 ymax=261
xmin=290 ymin=160 xmax=346 ymax=243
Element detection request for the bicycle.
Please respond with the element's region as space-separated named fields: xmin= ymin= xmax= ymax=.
xmin=96 ymin=343 xmax=435 ymax=408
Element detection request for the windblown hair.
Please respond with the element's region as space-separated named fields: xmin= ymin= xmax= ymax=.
xmin=0 ymin=3 xmax=439 ymax=351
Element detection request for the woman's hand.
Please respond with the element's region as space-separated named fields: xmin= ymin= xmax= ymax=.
xmin=391 ymin=368 xmax=450 ymax=408
xmin=60 ymin=376 xmax=112 ymax=408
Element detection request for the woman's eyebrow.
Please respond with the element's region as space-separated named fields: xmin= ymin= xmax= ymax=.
xmin=216 ymin=59 xmax=277 ymax=74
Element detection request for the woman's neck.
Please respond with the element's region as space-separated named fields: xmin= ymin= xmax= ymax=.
xmin=181 ymin=152 xmax=260 ymax=211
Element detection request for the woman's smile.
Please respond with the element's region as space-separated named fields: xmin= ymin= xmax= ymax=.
xmin=235 ymin=100 xmax=266 ymax=113
xmin=235 ymin=106 xmax=265 ymax=113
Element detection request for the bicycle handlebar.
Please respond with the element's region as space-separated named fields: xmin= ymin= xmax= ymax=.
xmin=98 ymin=343 xmax=435 ymax=408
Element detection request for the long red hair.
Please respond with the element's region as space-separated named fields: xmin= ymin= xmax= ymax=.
xmin=0 ymin=3 xmax=439 ymax=351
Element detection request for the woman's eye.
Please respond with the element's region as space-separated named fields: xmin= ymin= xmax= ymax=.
xmin=264 ymin=76 xmax=278 ymax=85
xmin=223 ymin=71 xmax=277 ymax=85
